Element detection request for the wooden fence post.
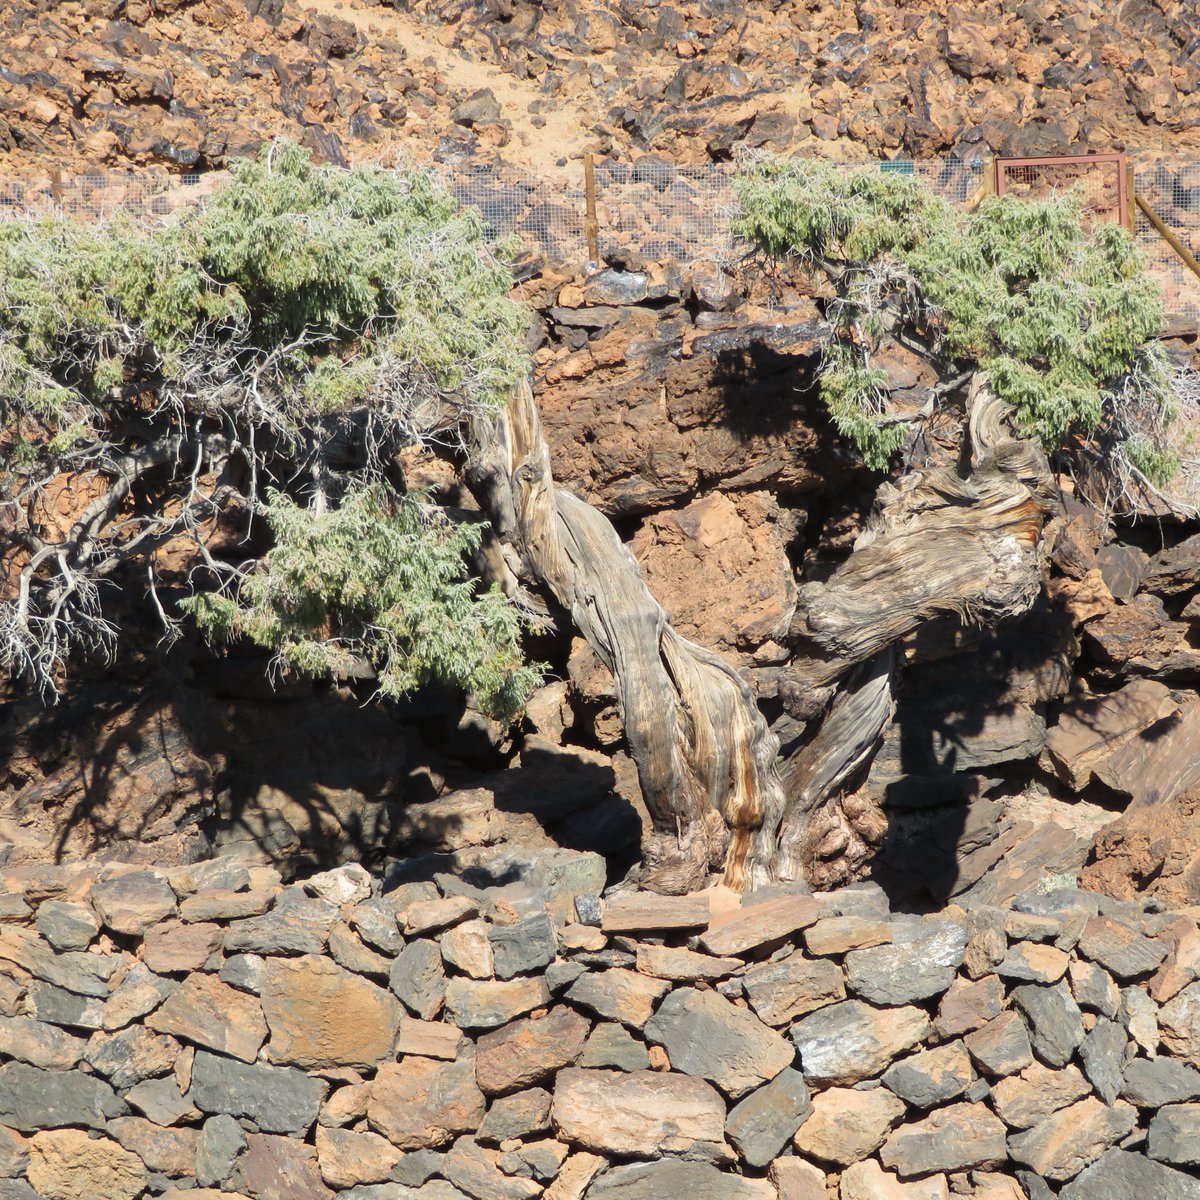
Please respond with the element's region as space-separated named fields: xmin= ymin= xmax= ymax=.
xmin=584 ymin=153 xmax=599 ymax=263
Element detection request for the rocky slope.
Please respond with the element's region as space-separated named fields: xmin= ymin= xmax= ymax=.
xmin=0 ymin=0 xmax=1197 ymax=179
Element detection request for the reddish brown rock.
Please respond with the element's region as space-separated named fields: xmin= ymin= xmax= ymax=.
xmin=565 ymin=968 xmax=669 ymax=1030
xmin=793 ymin=1085 xmax=906 ymax=1166
xmin=445 ymin=1136 xmax=542 ymax=1200
xmin=441 ymin=920 xmax=495 ymax=980
xmin=698 ymin=893 xmax=821 ymax=957
xmin=551 ymin=1068 xmax=728 ymax=1160
xmin=260 ymin=955 xmax=401 ymax=1069
xmin=107 ymin=1117 xmax=197 ymax=1177
xmin=444 ymin=977 xmax=551 ymax=1030
xmin=368 ymin=1057 xmax=486 ymax=1150
xmin=234 ymin=1134 xmax=333 ymax=1200
xmin=963 ymin=1012 xmax=1034 ymax=1078
xmin=314 ymin=1125 xmax=402 ymax=1189
xmin=804 ymin=914 xmax=893 ymax=956
xmin=601 ymin=892 xmax=711 ymax=933
xmin=141 ymin=920 xmax=223 ymax=975
xmin=840 ymin=1160 xmax=950 ymax=1199
xmin=475 ymin=1006 xmax=591 ymax=1095
xmin=146 ymin=973 xmax=267 ymax=1063
xmin=991 ymin=1063 xmax=1092 ymax=1130
xmin=1007 ymin=1097 xmax=1137 ymax=1181
xmin=634 ymin=944 xmax=740 ymax=982
xmin=743 ymin=952 xmax=845 ymax=1026
xmin=934 ymin=975 xmax=1005 ymax=1038
xmin=27 ymin=1129 xmax=146 ymax=1200
xmin=879 ymin=1102 xmax=1007 ymax=1176
xmin=394 ymin=1016 xmax=462 ymax=1061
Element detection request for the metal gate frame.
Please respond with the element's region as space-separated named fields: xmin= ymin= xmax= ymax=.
xmin=992 ymin=152 xmax=1132 ymax=231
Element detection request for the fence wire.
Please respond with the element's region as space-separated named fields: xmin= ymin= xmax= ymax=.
xmin=1 ymin=156 xmax=1198 ymax=319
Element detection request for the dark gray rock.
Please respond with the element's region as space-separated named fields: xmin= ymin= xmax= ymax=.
xmin=583 ymin=269 xmax=651 ymax=306
xmin=579 ymin=1023 xmax=650 ymax=1071
xmin=0 ymin=928 xmax=116 ymax=998
xmin=1078 ymin=917 xmax=1168 ymax=982
xmin=1017 ymin=1169 xmax=1057 ymax=1200
xmin=190 ymin=1048 xmax=327 ymax=1134
xmin=223 ymin=889 xmax=338 ymax=956
xmin=389 ymin=1148 xmax=447 ymax=1186
xmin=0 ymin=1181 xmax=42 ymax=1200
xmin=220 ymin=953 xmax=266 ymax=994
xmin=844 ymin=916 xmax=967 ymax=1005
xmin=91 ymin=871 xmax=177 ymax=936
xmin=1011 ymin=981 xmax=1085 ymax=1068
xmin=585 ymin=1159 xmax=774 ymax=1200
xmin=351 ymin=898 xmax=406 ymax=955
xmin=390 ymin=940 xmax=447 ymax=1021
xmin=28 ymin=981 xmax=104 ymax=1031
xmin=475 ymin=1088 xmax=552 ymax=1146
xmin=545 ymin=961 xmax=586 ymax=993
xmin=168 ymin=856 xmax=252 ymax=895
xmin=0 ymin=1062 xmax=125 ymax=1131
xmin=489 ymin=912 xmax=556 ymax=980
xmin=574 ymin=894 xmax=602 ymax=926
xmin=644 ymin=987 xmax=793 ymax=1099
xmin=1059 ymin=1149 xmax=1200 ymax=1198
xmin=83 ymin=1024 xmax=179 ymax=1089
xmin=197 ymin=1113 xmax=248 ymax=1187
xmin=725 ymin=1067 xmax=812 ymax=1168
xmin=883 ymin=1041 xmax=974 ymax=1108
xmin=1121 ymin=1057 xmax=1200 ymax=1107
xmin=1080 ymin=1019 xmax=1128 ymax=1104
xmin=35 ymin=901 xmax=99 ymax=951
xmin=879 ymin=1102 xmax=1008 ymax=1176
xmin=125 ymin=1074 xmax=198 ymax=1126
xmin=1149 ymin=1105 xmax=1200 ymax=1166
xmin=790 ymin=1000 xmax=931 ymax=1087
xmin=451 ymin=88 xmax=500 ymax=126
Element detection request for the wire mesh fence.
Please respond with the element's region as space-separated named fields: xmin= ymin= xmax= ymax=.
xmin=1 ymin=155 xmax=1198 ymax=318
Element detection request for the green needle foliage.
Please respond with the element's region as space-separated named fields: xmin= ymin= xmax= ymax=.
xmin=2 ymin=141 xmax=542 ymax=711
xmin=735 ymin=157 xmax=1174 ymax=478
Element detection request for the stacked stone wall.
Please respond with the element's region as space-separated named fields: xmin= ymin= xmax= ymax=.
xmin=0 ymin=850 xmax=1198 ymax=1199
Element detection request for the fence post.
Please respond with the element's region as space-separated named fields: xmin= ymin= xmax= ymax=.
xmin=1135 ymin=192 xmax=1200 ymax=285
xmin=50 ymin=166 xmax=64 ymax=208
xmin=584 ymin=154 xmax=599 ymax=263
xmin=1125 ymin=158 xmax=1136 ymax=235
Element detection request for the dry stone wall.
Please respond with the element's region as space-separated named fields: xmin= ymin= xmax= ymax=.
xmin=0 ymin=853 xmax=1198 ymax=1199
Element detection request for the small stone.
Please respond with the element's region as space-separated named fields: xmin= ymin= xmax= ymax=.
xmin=477 ymin=1088 xmax=552 ymax=1145
xmin=0 ymin=1125 xmax=29 ymax=1177
xmin=550 ymin=1068 xmax=728 ymax=1161
xmin=1161 ymin=982 xmax=1200 ymax=1067
xmin=84 ymin=1025 xmax=179 ymax=1089
xmin=879 ymin=1103 xmax=1007 ymax=1176
xmin=34 ymin=902 xmax=99 ymax=952
xmin=125 ymin=1074 xmax=198 ymax=1126
xmin=328 ymin=922 xmax=393 ymax=978
xmin=189 ymin=1048 xmax=327 ymax=1135
xmin=804 ymin=914 xmax=893 ymax=956
xmin=490 ymin=912 xmax=557 ymax=980
xmin=180 ymin=888 xmax=274 ymax=923
xmin=351 ymin=898 xmax=406 ymax=956
xmin=107 ymin=1116 xmax=197 ymax=1177
xmin=964 ymin=1012 xmax=1034 ymax=1077
xmin=697 ymin=894 xmax=821 ymax=956
xmin=27 ymin=1129 xmax=145 ymax=1200
xmin=997 ymin=943 xmax=1069 ymax=984
xmin=220 ymin=953 xmax=266 ymax=994
xmin=1011 ymin=981 xmax=1085 ymax=1068
xmin=315 ymin=1125 xmax=402 ymax=1189
xmin=446 ymin=1136 xmax=541 ymax=1200
xmin=1059 ymin=1149 xmax=1200 ymax=1198
xmin=475 ymin=1006 xmax=590 ymax=1095
xmin=1079 ymin=917 xmax=1168 ymax=981
xmin=233 ymin=1133 xmax=332 ymax=1200
xmin=1122 ymin=1056 xmax=1200 ymax=1106
xmin=223 ymin=891 xmax=338 ymax=956
xmin=1005 ymin=913 xmax=1063 ymax=942
xmin=99 ymin=964 xmax=173 ymax=1031
xmin=1079 ymin=1018 xmax=1128 ymax=1103
xmin=369 ymin=1058 xmax=486 ymax=1150
xmin=261 ymin=954 xmax=401 ymax=1068
xmin=633 ymin=944 xmax=740 ymax=982
xmin=769 ymin=1157 xmax=825 ymax=1200
xmin=601 ymin=893 xmax=710 ymax=934
xmin=91 ymin=872 xmax=176 ymax=936
xmin=142 ymin=920 xmax=223 ymax=974
xmin=934 ymin=975 xmax=1005 ymax=1039
xmin=840 ymin=1159 xmax=950 ymax=1199
xmin=1007 ymin=1097 xmax=1137 ymax=1181
xmin=146 ymin=973 xmax=267 ymax=1063
xmin=441 ymin=921 xmax=494 ymax=980
xmin=390 ymin=1148 xmax=448 ymax=1188
xmin=0 ymin=1016 xmax=85 ymax=1071
xmin=319 ymin=1082 xmax=369 ymax=1128
xmin=1123 ymin=984 xmax=1161 ymax=1054
xmin=444 ymin=977 xmax=551 ymax=1030
xmin=644 ymin=986 xmax=793 ymax=1099
xmin=390 ymin=940 xmax=447 ymax=1022
xmin=845 ymin=917 xmax=968 ymax=1005
xmin=0 ymin=1063 xmax=124 ymax=1131
xmin=883 ymin=1041 xmax=974 ymax=1109
xmin=742 ymin=953 xmax=845 ymax=1026
xmin=403 ymin=897 xmax=479 ymax=938
xmin=962 ymin=908 xmax=1007 ymax=981
xmin=1149 ymin=1104 xmax=1200 ymax=1166
xmin=395 ymin=1016 xmax=462 ymax=1061
xmin=542 ymin=1150 xmax=604 ymax=1200
xmin=793 ymin=1085 xmax=905 ymax=1167
xmin=991 ymin=1063 xmax=1091 ymax=1130
xmin=167 ymin=858 xmax=253 ymax=895
xmin=791 ymin=1000 xmax=931 ymax=1087
xmin=578 ymin=1022 xmax=650 ymax=1071
xmin=546 ymin=961 xmax=585 ymax=992
xmin=196 ymin=1114 xmax=246 ymax=1188
xmin=561 ymin=924 xmax=606 ymax=952
xmin=1070 ymin=959 xmax=1121 ymax=1018
xmin=566 ymin=968 xmax=669 ymax=1031
xmin=725 ymin=1067 xmax=812 ymax=1168
xmin=304 ymin=863 xmax=373 ymax=907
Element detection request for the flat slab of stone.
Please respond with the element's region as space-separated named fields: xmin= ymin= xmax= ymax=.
xmin=804 ymin=915 xmax=893 ymax=957
xmin=91 ymin=872 xmax=177 ymax=936
xmin=743 ymin=953 xmax=845 ymax=1026
xmin=474 ymin=1006 xmax=590 ymax=1095
xmin=883 ymin=1041 xmax=974 ymax=1109
xmin=1149 ymin=1104 xmax=1200 ymax=1166
xmin=0 ymin=1062 xmax=125 ymax=1132
xmin=585 ymin=1159 xmax=774 ymax=1199
xmin=793 ymin=1085 xmax=905 ymax=1168
xmin=261 ymin=955 xmax=401 ymax=1068
xmin=147 ymin=973 xmax=267 ymax=1063
xmin=601 ymin=893 xmax=711 ymax=934
xmin=578 ymin=1022 xmax=650 ymax=1071
xmin=565 ymin=969 xmax=668 ymax=1031
xmin=394 ymin=1017 xmax=462 ymax=1062
xmin=1008 ymin=1097 xmax=1137 ymax=1181
xmin=0 ymin=1016 xmax=85 ymax=1071
xmin=725 ymin=1067 xmax=811 ymax=1168
xmin=879 ymin=1102 xmax=1007 ymax=1177
xmin=634 ymin=945 xmax=739 ymax=982
xmin=1078 ymin=917 xmax=1168 ymax=981
xmin=1123 ymin=1056 xmax=1200 ymax=1107
xmin=189 ymin=1048 xmax=327 ymax=1135
xmin=935 ymin=975 xmax=1005 ymax=1039
xmin=444 ymin=978 xmax=551 ymax=1031
xmin=27 ymin=1128 xmax=146 ymax=1200
xmin=790 ymin=1000 xmax=931 ymax=1087
xmin=644 ymin=986 xmax=793 ymax=1098
xmin=551 ymin=1068 xmax=727 ymax=1161
xmin=963 ymin=1012 xmax=1034 ymax=1078
xmin=697 ymin=894 xmax=821 ymax=957
xmin=1059 ymin=1149 xmax=1200 ymax=1199
xmin=992 ymin=1062 xmax=1092 ymax=1130
xmin=368 ymin=1058 xmax=486 ymax=1150
xmin=142 ymin=920 xmax=223 ymax=975
xmin=840 ymin=1160 xmax=950 ymax=1200
xmin=844 ymin=917 xmax=967 ymax=1005
xmin=1011 ymin=981 xmax=1085 ymax=1068
xmin=223 ymin=893 xmax=338 ymax=956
